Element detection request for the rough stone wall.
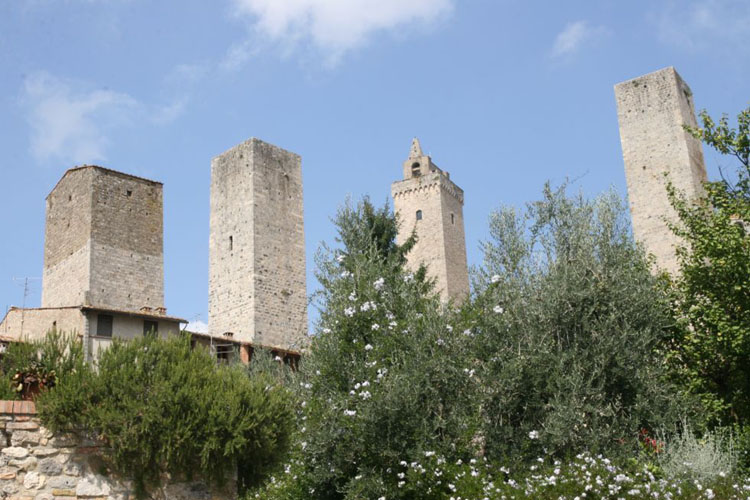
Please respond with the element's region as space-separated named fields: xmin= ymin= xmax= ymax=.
xmin=209 ymin=138 xmax=307 ymax=350
xmin=42 ymin=169 xmax=94 ymax=308
xmin=615 ymin=67 xmax=707 ymax=274
xmin=0 ymin=401 xmax=235 ymax=500
xmin=41 ymin=167 xmax=165 ymax=312
xmin=87 ymin=169 xmax=164 ymax=311
xmin=392 ymin=147 xmax=469 ymax=302
xmin=0 ymin=308 xmax=83 ymax=343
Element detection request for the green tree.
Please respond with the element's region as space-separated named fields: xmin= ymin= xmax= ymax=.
xmin=37 ymin=334 xmax=294 ymax=497
xmin=254 ymin=198 xmax=479 ymax=500
xmin=667 ymin=105 xmax=750 ymax=426
xmin=473 ymin=184 xmax=686 ymax=462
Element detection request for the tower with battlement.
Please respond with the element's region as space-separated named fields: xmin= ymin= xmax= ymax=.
xmin=615 ymin=67 xmax=707 ymax=274
xmin=391 ymin=138 xmax=469 ymax=302
xmin=42 ymin=166 xmax=165 ymax=311
xmin=208 ymin=138 xmax=307 ymax=351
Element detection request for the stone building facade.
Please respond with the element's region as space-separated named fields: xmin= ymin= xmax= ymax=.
xmin=615 ymin=67 xmax=708 ymax=274
xmin=391 ymin=139 xmax=469 ymax=302
xmin=42 ymin=166 xmax=164 ymax=311
xmin=0 ymin=166 xmax=183 ymax=358
xmin=208 ymin=138 xmax=307 ymax=352
xmin=0 ymin=401 xmax=234 ymax=499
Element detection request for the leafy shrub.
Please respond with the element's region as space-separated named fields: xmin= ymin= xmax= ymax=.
xmin=659 ymin=420 xmax=737 ymax=482
xmin=37 ymin=333 xmax=294 ymax=497
xmin=473 ymin=184 xmax=689 ymax=462
xmin=252 ymin=198 xmax=480 ymax=499
xmin=0 ymin=330 xmax=83 ymax=399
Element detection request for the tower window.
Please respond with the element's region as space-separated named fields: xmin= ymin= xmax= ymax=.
xmin=416 ymin=210 xmax=423 ymax=221
xmin=229 ymin=235 xmax=233 ymax=251
xmin=411 ymin=162 xmax=421 ymax=177
xmin=451 ymin=213 xmax=455 ymax=224
xmin=126 ymin=190 xmax=132 ymax=197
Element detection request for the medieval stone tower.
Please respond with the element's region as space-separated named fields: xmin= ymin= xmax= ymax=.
xmin=208 ymin=138 xmax=307 ymax=350
xmin=41 ymin=166 xmax=165 ymax=311
xmin=391 ymin=138 xmax=469 ymax=302
xmin=615 ymin=67 xmax=707 ymax=274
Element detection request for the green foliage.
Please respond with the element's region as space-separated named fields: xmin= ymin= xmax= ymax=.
xmin=0 ymin=330 xmax=84 ymax=399
xmin=37 ymin=334 xmax=294 ymax=497
xmin=658 ymin=420 xmax=736 ymax=482
xmin=473 ymin=184 xmax=686 ymax=462
xmin=667 ymin=104 xmax=750 ymax=426
xmin=252 ymin=198 xmax=479 ymax=499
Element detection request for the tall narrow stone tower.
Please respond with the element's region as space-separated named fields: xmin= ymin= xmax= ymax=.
xmin=615 ymin=67 xmax=707 ymax=274
xmin=208 ymin=138 xmax=307 ymax=350
xmin=41 ymin=166 xmax=164 ymax=311
xmin=391 ymin=138 xmax=469 ymax=302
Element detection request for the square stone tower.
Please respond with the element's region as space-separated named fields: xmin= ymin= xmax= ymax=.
xmin=391 ymin=138 xmax=469 ymax=302
xmin=41 ymin=166 xmax=164 ymax=311
xmin=615 ymin=67 xmax=707 ymax=274
xmin=208 ymin=138 xmax=307 ymax=350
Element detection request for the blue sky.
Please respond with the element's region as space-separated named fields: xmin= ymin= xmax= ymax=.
xmin=1 ymin=0 xmax=749 ymax=331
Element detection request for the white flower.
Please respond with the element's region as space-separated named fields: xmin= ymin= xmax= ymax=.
xmin=436 ymin=338 xmax=445 ymax=346
xmin=341 ymin=270 xmax=352 ymax=278
xmin=322 ymin=327 xmax=331 ymax=334
xmin=361 ymin=381 xmax=370 ymax=387
xmin=336 ymin=254 xmax=345 ymax=263
xmin=344 ymin=307 xmax=356 ymax=317
xmin=371 ymin=323 xmax=380 ymax=331
xmin=403 ymin=273 xmax=414 ymax=282
xmin=446 ymin=324 xmax=453 ymax=332
xmin=491 ymin=274 xmax=501 ymax=283
xmin=343 ymin=410 xmax=356 ymax=416
xmin=365 ymin=344 xmax=373 ymax=351
xmin=493 ymin=305 xmax=504 ymax=314
xmin=529 ymin=430 xmax=539 ymax=439
xmin=373 ymin=277 xmax=385 ymax=290
xmin=424 ymin=451 xmax=435 ymax=457
xmin=274 ymin=356 xmax=282 ymax=361
xmin=706 ymin=489 xmax=715 ymax=499
xmin=359 ymin=391 xmax=371 ymax=399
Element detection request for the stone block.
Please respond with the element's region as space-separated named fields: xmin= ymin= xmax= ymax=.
xmin=2 ymin=448 xmax=29 ymax=459
xmin=22 ymin=471 xmax=43 ymax=489
xmin=12 ymin=431 xmax=41 ymax=446
xmin=38 ymin=458 xmax=61 ymax=476
xmin=76 ymin=474 xmax=112 ymax=497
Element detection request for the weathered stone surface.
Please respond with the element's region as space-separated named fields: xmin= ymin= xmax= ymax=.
xmin=50 ymin=489 xmax=76 ymax=497
xmin=615 ymin=67 xmax=708 ymax=274
xmin=45 ymin=475 xmax=76 ymax=489
xmin=61 ymin=461 xmax=81 ymax=476
xmin=22 ymin=471 xmax=43 ymax=490
xmin=12 ymin=431 xmax=41 ymax=446
xmin=2 ymin=447 xmax=29 ymax=459
xmin=6 ymin=422 xmax=38 ymax=432
xmin=31 ymin=449 xmax=57 ymax=458
xmin=208 ymin=138 xmax=308 ymax=350
xmin=76 ymin=474 xmax=112 ymax=497
xmin=392 ymin=139 xmax=469 ymax=303
xmin=34 ymin=492 xmax=53 ymax=500
xmin=37 ymin=458 xmax=60 ymax=476
xmin=9 ymin=457 xmax=37 ymax=471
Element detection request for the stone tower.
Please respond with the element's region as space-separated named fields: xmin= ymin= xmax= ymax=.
xmin=615 ymin=67 xmax=707 ymax=274
xmin=208 ymin=138 xmax=307 ymax=350
xmin=41 ymin=166 xmax=164 ymax=311
xmin=391 ymin=138 xmax=469 ymax=302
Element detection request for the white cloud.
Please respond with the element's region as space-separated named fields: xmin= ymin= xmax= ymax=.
xmin=185 ymin=320 xmax=209 ymax=334
xmin=551 ymin=20 xmax=608 ymax=59
xmin=21 ymin=73 xmax=138 ymax=164
xmin=227 ymin=0 xmax=453 ymax=66
xmin=21 ymin=73 xmax=188 ymax=165
xmin=655 ymin=0 xmax=750 ymax=53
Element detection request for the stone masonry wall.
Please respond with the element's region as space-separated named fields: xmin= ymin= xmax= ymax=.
xmin=615 ymin=67 xmax=707 ymax=274
xmin=0 ymin=401 xmax=234 ymax=500
xmin=42 ymin=169 xmax=94 ymax=308
xmin=42 ymin=167 xmax=165 ymax=312
xmin=87 ymin=169 xmax=164 ymax=311
xmin=392 ymin=155 xmax=469 ymax=303
xmin=0 ymin=308 xmax=83 ymax=343
xmin=209 ymin=138 xmax=307 ymax=350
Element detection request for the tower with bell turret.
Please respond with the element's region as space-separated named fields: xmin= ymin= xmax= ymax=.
xmin=391 ymin=139 xmax=469 ymax=302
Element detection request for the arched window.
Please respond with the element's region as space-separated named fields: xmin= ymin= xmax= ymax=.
xmin=411 ymin=162 xmax=421 ymax=177
xmin=416 ymin=210 xmax=423 ymax=221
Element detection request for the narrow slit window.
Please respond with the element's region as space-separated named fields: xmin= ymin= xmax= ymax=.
xmin=229 ymin=235 xmax=233 ymax=251
xmin=451 ymin=213 xmax=455 ymax=224
xmin=416 ymin=210 xmax=423 ymax=221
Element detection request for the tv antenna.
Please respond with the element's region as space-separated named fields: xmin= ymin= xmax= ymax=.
xmin=11 ymin=277 xmax=41 ymax=338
